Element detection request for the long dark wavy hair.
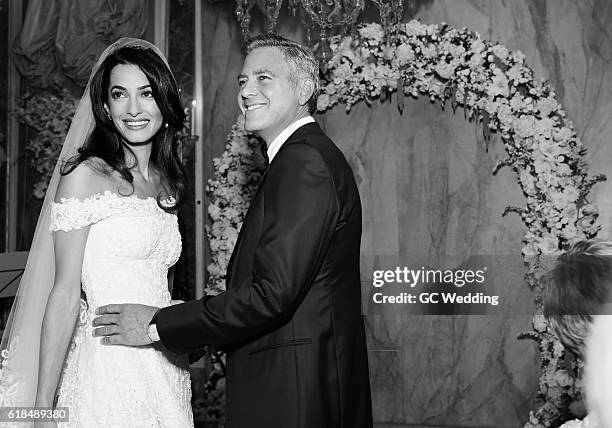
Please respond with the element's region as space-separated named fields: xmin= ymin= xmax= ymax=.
xmin=62 ymin=45 xmax=186 ymax=211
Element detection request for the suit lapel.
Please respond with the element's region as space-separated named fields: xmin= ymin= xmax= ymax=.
xmin=248 ymin=122 xmax=323 ymax=198
xmin=225 ymin=122 xmax=324 ymax=287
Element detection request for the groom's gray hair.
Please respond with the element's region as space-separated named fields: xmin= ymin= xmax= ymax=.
xmin=244 ymin=34 xmax=320 ymax=114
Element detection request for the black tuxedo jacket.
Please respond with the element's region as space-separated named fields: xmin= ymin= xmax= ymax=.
xmin=156 ymin=122 xmax=373 ymax=428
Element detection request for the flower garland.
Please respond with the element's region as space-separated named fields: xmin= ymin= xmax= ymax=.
xmin=205 ymin=20 xmax=605 ymax=427
xmin=319 ymin=20 xmax=605 ymax=427
xmin=206 ymin=115 xmax=266 ymax=294
xmin=203 ymin=116 xmax=266 ymax=423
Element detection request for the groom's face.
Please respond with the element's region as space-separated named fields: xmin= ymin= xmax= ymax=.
xmin=237 ymin=47 xmax=302 ymax=143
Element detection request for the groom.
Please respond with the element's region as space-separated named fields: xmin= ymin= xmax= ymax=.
xmin=94 ymin=34 xmax=372 ymax=428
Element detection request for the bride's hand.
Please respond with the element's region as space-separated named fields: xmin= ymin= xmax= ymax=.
xmin=170 ymin=299 xmax=184 ymax=306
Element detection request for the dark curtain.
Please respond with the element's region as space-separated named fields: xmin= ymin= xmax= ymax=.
xmin=13 ymin=0 xmax=149 ymax=89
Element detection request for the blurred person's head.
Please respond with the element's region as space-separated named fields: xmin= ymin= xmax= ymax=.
xmin=543 ymin=240 xmax=612 ymax=357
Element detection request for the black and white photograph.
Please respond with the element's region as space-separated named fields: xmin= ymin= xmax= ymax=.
xmin=0 ymin=1 xmax=611 ymax=427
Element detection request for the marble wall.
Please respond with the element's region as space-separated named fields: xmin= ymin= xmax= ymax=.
xmin=322 ymin=99 xmax=537 ymax=427
xmin=199 ymin=1 xmax=612 ymax=426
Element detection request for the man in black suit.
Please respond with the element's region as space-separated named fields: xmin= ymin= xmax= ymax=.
xmin=94 ymin=34 xmax=372 ymax=428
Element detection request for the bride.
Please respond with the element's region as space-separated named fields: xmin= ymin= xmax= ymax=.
xmin=0 ymin=38 xmax=193 ymax=427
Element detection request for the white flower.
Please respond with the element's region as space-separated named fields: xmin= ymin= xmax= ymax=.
xmin=538 ymin=234 xmax=560 ymax=254
xmin=510 ymin=94 xmax=528 ymax=111
xmin=536 ymin=158 xmax=557 ymax=179
xmin=537 ymin=137 xmax=563 ymax=158
xmin=356 ymin=46 xmax=372 ymax=62
xmin=536 ymin=97 xmax=558 ymax=117
xmin=224 ymin=207 xmax=240 ymax=221
xmin=554 ymin=126 xmax=573 ymax=142
xmin=491 ymin=44 xmax=509 ymax=61
xmin=445 ymin=43 xmax=466 ymax=58
xmin=208 ymin=204 xmax=221 ymax=220
xmin=421 ymin=74 xmax=445 ymax=95
xmin=547 ymin=188 xmax=579 ymax=209
xmin=382 ymin=45 xmax=395 ymax=60
xmin=421 ymin=43 xmax=437 ymax=59
xmin=434 ymin=62 xmax=456 ymax=80
xmin=519 ymin=172 xmax=537 ymax=195
xmin=553 ymin=342 xmax=566 ymax=359
xmin=514 ymin=115 xmax=537 ymax=138
xmin=395 ymin=44 xmax=415 ymax=64
xmin=317 ymin=93 xmax=331 ymax=111
xmin=33 ymin=182 xmax=47 ymax=199
xmin=488 ymin=67 xmax=510 ymax=98
xmin=469 ymin=52 xmax=485 ymax=68
xmin=495 ymin=103 xmax=513 ymax=125
xmin=227 ymin=170 xmax=249 ymax=185
xmin=336 ymin=37 xmax=356 ymax=62
xmin=506 ymin=65 xmax=525 ymax=84
xmin=358 ymin=23 xmax=384 ymax=41
xmin=224 ymin=228 xmax=239 ymax=246
xmin=471 ymin=39 xmax=486 ymax=53
xmin=404 ymin=21 xmax=427 ymax=37
xmin=511 ymin=50 xmax=526 ymax=64
xmin=484 ymin=99 xmax=499 ymax=114
xmin=533 ymin=315 xmax=547 ymax=332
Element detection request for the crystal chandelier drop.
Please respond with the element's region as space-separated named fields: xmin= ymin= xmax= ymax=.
xmin=372 ymin=0 xmax=404 ymax=41
xmin=235 ymin=0 xmax=290 ymax=38
xmin=234 ymin=0 xmax=406 ymax=60
xmin=299 ymin=0 xmax=365 ymax=62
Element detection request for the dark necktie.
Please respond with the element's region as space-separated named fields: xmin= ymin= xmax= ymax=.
xmin=261 ymin=142 xmax=270 ymax=169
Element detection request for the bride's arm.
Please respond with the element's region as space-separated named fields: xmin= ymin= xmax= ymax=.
xmin=34 ymin=227 xmax=90 ymax=406
xmin=35 ymin=165 xmax=96 ymax=406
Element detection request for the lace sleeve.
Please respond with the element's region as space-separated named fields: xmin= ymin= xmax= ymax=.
xmin=49 ymin=194 xmax=110 ymax=232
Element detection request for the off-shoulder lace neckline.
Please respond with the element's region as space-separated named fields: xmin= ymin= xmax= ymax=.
xmin=55 ymin=190 xmax=176 ymax=207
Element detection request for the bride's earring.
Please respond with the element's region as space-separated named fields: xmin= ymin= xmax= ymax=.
xmin=103 ymin=104 xmax=112 ymax=121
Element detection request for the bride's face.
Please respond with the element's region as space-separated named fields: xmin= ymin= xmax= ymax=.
xmin=104 ymin=63 xmax=164 ymax=144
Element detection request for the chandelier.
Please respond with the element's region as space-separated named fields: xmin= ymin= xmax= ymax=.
xmin=234 ymin=0 xmax=406 ymax=61
xmin=371 ymin=0 xmax=404 ymax=42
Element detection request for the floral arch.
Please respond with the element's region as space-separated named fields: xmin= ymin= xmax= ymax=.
xmin=206 ymin=20 xmax=605 ymax=427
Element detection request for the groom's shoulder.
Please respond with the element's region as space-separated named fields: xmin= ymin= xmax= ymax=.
xmin=280 ymin=126 xmax=357 ymax=196
xmin=289 ymin=123 xmax=347 ymax=166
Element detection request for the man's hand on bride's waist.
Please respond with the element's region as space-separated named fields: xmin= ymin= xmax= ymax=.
xmin=92 ymin=303 xmax=160 ymax=346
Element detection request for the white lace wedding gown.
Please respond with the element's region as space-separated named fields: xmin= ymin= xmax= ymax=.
xmin=50 ymin=191 xmax=193 ymax=427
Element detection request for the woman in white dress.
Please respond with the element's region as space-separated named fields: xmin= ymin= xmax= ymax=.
xmin=0 ymin=38 xmax=193 ymax=427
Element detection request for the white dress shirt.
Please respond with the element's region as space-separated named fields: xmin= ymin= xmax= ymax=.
xmin=266 ymin=116 xmax=316 ymax=163
xmin=147 ymin=322 xmax=160 ymax=342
